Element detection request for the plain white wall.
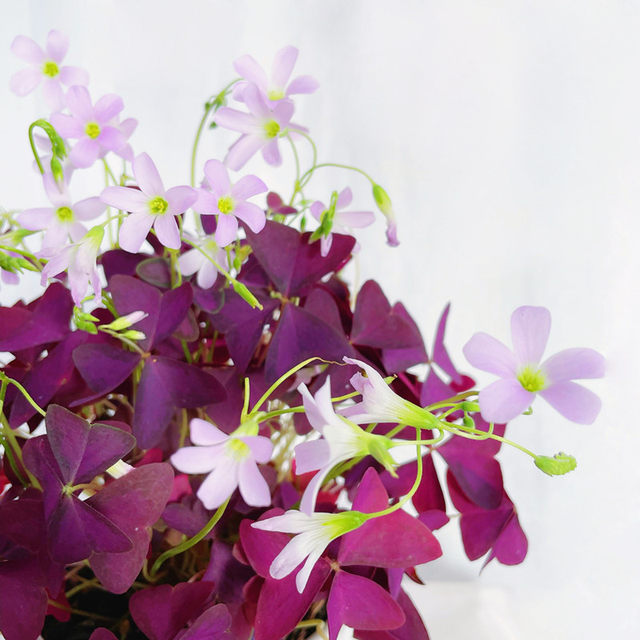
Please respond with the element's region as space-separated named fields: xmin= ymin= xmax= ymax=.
xmin=1 ymin=2 xmax=638 ymax=638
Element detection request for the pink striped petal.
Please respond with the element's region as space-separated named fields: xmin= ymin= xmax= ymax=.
xmin=118 ymin=212 xmax=154 ymax=252
xmin=214 ymin=214 xmax=238 ymax=247
xmin=233 ymin=54 xmax=268 ymax=92
xmin=224 ymin=134 xmax=264 ymax=171
xmin=95 ymin=94 xmax=124 ymax=124
xmin=540 ymin=381 xmax=601 ymax=424
xmin=133 ymin=153 xmax=164 ymax=196
xmin=45 ymin=30 xmax=69 ymax=63
xmin=478 ymin=378 xmax=534 ymax=424
xmin=101 ymin=186 xmax=148 ymax=213
xmin=66 ymin=85 xmax=94 ymax=121
xmin=271 ymin=46 xmax=298 ymax=89
xmin=463 ymin=332 xmax=518 ymax=378
xmin=203 ymin=159 xmax=231 ymax=196
xmin=171 ymin=445 xmax=223 ymax=474
xmin=9 ymin=68 xmax=41 ymax=96
xmin=11 ymin=35 xmax=45 ymax=64
xmin=511 ymin=306 xmax=551 ymax=365
xmin=233 ymin=202 xmax=266 ymax=233
xmin=261 ymin=139 xmax=282 ymax=166
xmin=231 ymin=174 xmax=267 ymax=200
xmin=59 ymin=65 xmax=89 ymax=86
xmin=154 ymin=215 xmax=180 ymax=250
xmin=70 ymin=138 xmax=100 ymax=168
xmin=287 ymin=75 xmax=319 ymax=95
xmin=238 ymin=459 xmax=271 ymax=506
xmin=541 ymin=348 xmax=605 ymax=383
xmin=74 ymin=197 xmax=106 ymax=221
xmin=215 ymin=108 xmax=260 ymax=134
xmin=165 ymin=186 xmax=197 ymax=216
xmin=190 ymin=418 xmax=228 ymax=445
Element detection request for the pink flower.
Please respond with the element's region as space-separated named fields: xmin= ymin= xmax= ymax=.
xmin=463 ymin=306 xmax=605 ymax=424
xmin=310 ymin=187 xmax=375 ymax=256
xmin=195 ymin=159 xmax=267 ymax=246
xmin=9 ymin=30 xmax=89 ymax=111
xmin=178 ymin=236 xmax=229 ymax=289
xmin=215 ymin=84 xmax=297 ymax=170
xmin=50 ymin=86 xmax=128 ymax=168
xmin=17 ymin=174 xmax=105 ymax=249
xmin=232 ymin=45 xmax=319 ymax=104
xmin=170 ymin=418 xmax=273 ymax=510
xmin=100 ymin=153 xmax=197 ymax=252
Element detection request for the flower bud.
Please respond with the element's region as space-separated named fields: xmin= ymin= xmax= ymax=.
xmin=372 ymin=184 xmax=399 ymax=246
xmin=534 ymin=452 xmax=577 ymax=476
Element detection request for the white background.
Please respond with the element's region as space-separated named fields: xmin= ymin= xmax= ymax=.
xmin=1 ymin=2 xmax=639 ymax=638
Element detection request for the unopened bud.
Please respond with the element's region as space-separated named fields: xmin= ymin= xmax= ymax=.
xmin=233 ymin=280 xmax=263 ymax=310
xmin=121 ymin=329 xmax=146 ymax=341
xmin=534 ymin=452 xmax=577 ymax=476
xmin=101 ymin=310 xmax=147 ymax=332
xmin=372 ymin=184 xmax=399 ymax=247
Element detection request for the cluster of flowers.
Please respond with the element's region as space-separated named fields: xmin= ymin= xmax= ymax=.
xmin=0 ymin=31 xmax=604 ymax=640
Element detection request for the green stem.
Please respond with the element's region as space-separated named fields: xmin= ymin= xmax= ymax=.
xmin=28 ymin=122 xmax=45 ymax=175
xmin=299 ymin=162 xmax=375 ymax=190
xmin=424 ymin=390 xmax=478 ymax=411
xmin=150 ymin=498 xmax=230 ymax=577
xmin=1 ymin=373 xmax=46 ymax=417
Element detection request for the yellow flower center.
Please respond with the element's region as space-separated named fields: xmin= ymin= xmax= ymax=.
xmin=85 ymin=122 xmax=101 ymax=139
xmin=42 ymin=60 xmax=59 ymax=77
xmin=226 ymin=438 xmax=250 ymax=461
xmin=517 ymin=365 xmax=547 ymax=392
xmin=267 ymin=88 xmax=285 ymax=101
xmin=148 ymin=196 xmax=169 ymax=215
xmin=264 ymin=119 xmax=281 ymax=139
xmin=217 ymin=195 xmax=234 ymax=214
xmin=55 ymin=206 xmax=74 ymax=222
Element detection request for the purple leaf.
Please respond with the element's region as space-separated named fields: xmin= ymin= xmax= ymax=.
xmin=130 ymin=581 xmax=214 ymax=640
xmin=73 ymin=342 xmax=141 ymax=394
xmin=88 ymin=463 xmax=174 ymax=593
xmin=180 ymin=604 xmax=232 ymax=639
xmin=327 ymin=571 xmax=405 ymax=640
xmin=89 ymin=630 xmax=119 ymax=640
xmin=136 ymin=256 xmax=172 ymax=288
xmin=431 ymin=303 xmax=463 ymax=385
xmin=101 ymin=249 xmax=145 ymax=281
xmin=265 ymin=303 xmax=354 ymax=383
xmin=156 ymin=282 xmax=194 ymax=344
xmin=239 ymin=514 xmax=289 ymax=578
xmin=381 ymin=302 xmax=428 ymax=373
xmin=134 ymin=356 xmax=226 ymax=447
xmin=246 ymin=220 xmax=355 ymax=297
xmin=303 ymin=287 xmax=345 ymax=335
xmin=338 ymin=468 xmax=442 ymax=568
xmin=44 ymin=404 xmax=90 ymax=483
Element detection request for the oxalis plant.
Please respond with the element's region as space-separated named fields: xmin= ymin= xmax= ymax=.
xmin=0 ymin=31 xmax=605 ymax=640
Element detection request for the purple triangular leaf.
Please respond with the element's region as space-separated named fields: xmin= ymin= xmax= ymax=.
xmin=303 ymin=287 xmax=345 ymax=335
xmin=180 ymin=604 xmax=232 ymax=640
xmin=101 ymin=249 xmax=145 ymax=281
xmin=430 ymin=304 xmax=462 ymax=384
xmin=73 ymin=342 xmax=141 ymax=394
xmin=75 ymin=424 xmax=136 ymax=483
xmin=381 ymin=302 xmax=428 ymax=373
xmin=156 ymin=282 xmax=194 ymax=345
xmin=136 ymin=256 xmax=172 ymax=288
xmin=45 ymin=405 xmax=90 ymax=484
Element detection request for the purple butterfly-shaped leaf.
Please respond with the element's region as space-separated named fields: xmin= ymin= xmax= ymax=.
xmin=73 ymin=342 xmax=141 ymax=395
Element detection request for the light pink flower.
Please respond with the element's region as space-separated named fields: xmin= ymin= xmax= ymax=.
xmin=195 ymin=159 xmax=267 ymax=246
xmin=232 ymin=45 xmax=319 ymax=103
xmin=100 ymin=153 xmax=197 ymax=252
xmin=17 ymin=174 xmax=105 ymax=249
xmin=310 ymin=187 xmax=375 ymax=256
xmin=9 ymin=30 xmax=89 ymax=111
xmin=170 ymin=418 xmax=273 ymax=510
xmin=40 ymin=225 xmax=104 ymax=306
xmin=178 ymin=235 xmax=229 ymax=289
xmin=50 ymin=86 xmax=128 ymax=168
xmin=215 ymin=84 xmax=297 ymax=170
xmin=463 ymin=306 xmax=605 ymax=424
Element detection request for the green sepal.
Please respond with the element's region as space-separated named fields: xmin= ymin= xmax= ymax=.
xmin=232 ymin=280 xmax=263 ymax=310
xmin=368 ymin=436 xmax=397 ymax=477
xmin=372 ymin=184 xmax=393 ymax=216
xmin=73 ymin=307 xmax=100 ymax=334
xmin=534 ymin=452 xmax=577 ymax=476
xmin=121 ymin=330 xmax=146 ymax=341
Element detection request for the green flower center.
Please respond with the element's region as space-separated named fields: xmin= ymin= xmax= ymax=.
xmin=264 ymin=119 xmax=281 ymax=139
xmin=217 ymin=195 xmax=234 ymax=214
xmin=55 ymin=206 xmax=74 ymax=222
xmin=148 ymin=196 xmax=169 ymax=215
xmin=267 ymin=88 xmax=285 ymax=101
xmin=517 ymin=365 xmax=547 ymax=392
xmin=42 ymin=60 xmax=59 ymax=78
xmin=226 ymin=438 xmax=250 ymax=461
xmin=85 ymin=122 xmax=101 ymax=139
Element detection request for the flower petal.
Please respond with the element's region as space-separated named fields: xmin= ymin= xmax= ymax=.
xmin=101 ymin=186 xmax=148 ymax=213
xmin=11 ymin=35 xmax=45 ymax=64
xmin=73 ymin=197 xmax=106 ymax=221
xmin=233 ymin=202 xmax=266 ymax=233
xmin=50 ymin=113 xmax=84 ymax=138
xmin=231 ymin=174 xmax=267 ymax=200
xmin=133 ymin=153 xmax=164 ymax=196
xmin=165 ymin=186 xmax=197 ymax=216
xmin=203 ymin=159 xmax=231 ymax=196
xmin=196 ymin=260 xmax=218 ymax=289
xmin=541 ymin=347 xmax=605 ymax=384
xmin=287 ymin=75 xmax=319 ymax=96
xmin=478 ymin=378 xmax=534 ymax=423
xmin=17 ymin=207 xmax=53 ymax=230
xmin=463 ymin=332 xmax=518 ymax=378
xmin=224 ymin=134 xmax=264 ymax=171
xmin=510 ymin=306 xmax=551 ymax=365
xmin=70 ymin=138 xmax=100 ymax=168
xmin=233 ymin=54 xmax=268 ymax=92
xmin=241 ymin=436 xmax=273 ymax=464
xmin=295 ymin=439 xmax=330 ymax=474
xmin=45 ymin=30 xmax=69 ymax=63
xmin=215 ymin=108 xmax=260 ymax=134
xmin=9 ymin=68 xmax=42 ymax=96
xmin=244 ymin=83 xmax=270 ymax=119
xmin=94 ymin=93 xmax=124 ymax=124
xmin=97 ymin=126 xmax=127 ymax=152
xmin=171 ymin=444 xmax=223 ymax=474
xmin=41 ymin=78 xmax=65 ymax=111
xmin=196 ymin=457 xmax=239 ymax=509
xmin=154 ymin=214 xmax=180 ymax=250
xmin=66 ymin=85 xmax=94 ymax=122
xmin=190 ymin=418 xmax=228 ymax=446
xmin=335 ymin=210 xmax=375 ymax=228
xmin=118 ymin=212 xmax=154 ymax=253
xmin=273 ymin=100 xmax=294 ymax=126
xmin=178 ymin=248 xmax=204 ymax=277
xmin=214 ymin=213 xmax=238 ymax=247
xmin=539 ymin=381 xmax=601 ymax=424
xmin=261 ymin=139 xmax=282 ymax=166
xmin=336 ymin=187 xmax=353 ymax=209
xmin=271 ymin=46 xmax=298 ymax=90
xmin=238 ymin=459 xmax=271 ymax=506
xmin=59 ymin=65 xmax=89 ymax=86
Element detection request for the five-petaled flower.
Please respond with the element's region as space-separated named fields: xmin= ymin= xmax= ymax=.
xmin=100 ymin=152 xmax=197 ymax=252
xmin=178 ymin=234 xmax=230 ymax=289
xmin=463 ymin=305 xmax=605 ymax=424
xmin=170 ymin=417 xmax=273 ymax=510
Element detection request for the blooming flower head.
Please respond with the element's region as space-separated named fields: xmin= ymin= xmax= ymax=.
xmin=310 ymin=187 xmax=375 ymax=256
xmin=195 ymin=159 xmax=267 ymax=247
xmin=9 ymin=30 xmax=89 ymax=111
xmin=40 ymin=225 xmax=104 ymax=306
xmin=296 ymin=379 xmax=395 ymax=514
xmin=252 ymin=509 xmax=368 ymax=593
xmin=100 ymin=152 xmax=197 ymax=252
xmin=178 ymin=235 xmax=230 ymax=289
xmin=341 ymin=357 xmax=440 ymax=430
xmin=170 ymin=417 xmax=273 ymax=510
xmin=215 ymin=84 xmax=297 ymax=170
xmin=463 ymin=305 xmax=605 ymax=424
xmin=50 ymin=86 xmax=128 ymax=168
xmin=232 ymin=45 xmax=319 ymax=103
xmin=17 ymin=173 xmax=105 ymax=249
